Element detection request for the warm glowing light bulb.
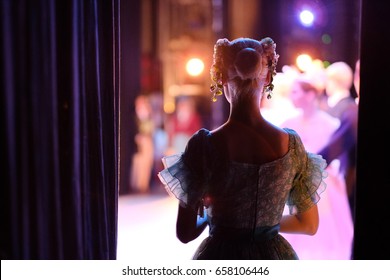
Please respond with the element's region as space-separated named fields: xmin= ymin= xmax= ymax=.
xmin=296 ymin=54 xmax=313 ymax=72
xmin=186 ymin=58 xmax=204 ymax=76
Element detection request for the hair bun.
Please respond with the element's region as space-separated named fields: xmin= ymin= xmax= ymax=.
xmin=234 ymin=48 xmax=261 ymax=80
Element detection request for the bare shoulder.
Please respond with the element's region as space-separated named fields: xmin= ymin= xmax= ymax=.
xmin=209 ymin=123 xmax=229 ymax=140
xmin=267 ymin=122 xmax=291 ymax=145
xmin=210 ymin=121 xmax=291 ymax=164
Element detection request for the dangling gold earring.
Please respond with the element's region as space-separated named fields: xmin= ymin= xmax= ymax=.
xmin=210 ymin=82 xmax=223 ymax=102
xmin=210 ymin=71 xmax=223 ymax=102
xmin=265 ymin=83 xmax=274 ymax=99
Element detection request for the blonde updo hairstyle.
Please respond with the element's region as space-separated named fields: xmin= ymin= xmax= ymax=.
xmin=326 ymin=61 xmax=354 ymax=90
xmin=210 ymin=37 xmax=279 ymax=102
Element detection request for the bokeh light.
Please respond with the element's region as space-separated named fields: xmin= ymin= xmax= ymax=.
xmin=296 ymin=53 xmax=313 ymax=72
xmin=185 ymin=58 xmax=205 ymax=76
xmin=299 ymin=9 xmax=314 ymax=27
xmin=321 ymin=33 xmax=332 ymax=44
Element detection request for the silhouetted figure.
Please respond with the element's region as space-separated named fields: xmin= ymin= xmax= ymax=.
xmin=158 ymin=37 xmax=327 ymax=260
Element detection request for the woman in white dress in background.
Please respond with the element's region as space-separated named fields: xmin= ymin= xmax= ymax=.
xmin=281 ymin=75 xmax=354 ymax=259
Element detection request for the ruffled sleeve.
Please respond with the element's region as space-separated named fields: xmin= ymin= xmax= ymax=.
xmin=158 ymin=128 xmax=211 ymax=214
xmin=286 ymin=130 xmax=328 ymax=214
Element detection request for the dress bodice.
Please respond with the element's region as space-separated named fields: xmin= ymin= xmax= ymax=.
xmin=208 ymin=156 xmax=295 ymax=228
xmin=158 ymin=128 xmax=327 ymax=230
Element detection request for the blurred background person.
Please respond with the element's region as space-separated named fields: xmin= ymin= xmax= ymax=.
xmin=282 ymin=74 xmax=339 ymax=152
xmin=165 ymin=96 xmax=202 ymax=155
xmin=280 ymin=74 xmax=353 ymax=259
xmin=130 ymin=94 xmax=155 ymax=194
xmin=317 ymin=60 xmax=359 ymax=259
xmin=318 ymin=61 xmax=358 ymax=224
xmin=322 ymin=61 xmax=356 ymax=118
xmin=261 ymin=66 xmax=299 ymax=126
xmin=149 ymin=93 xmax=169 ymax=192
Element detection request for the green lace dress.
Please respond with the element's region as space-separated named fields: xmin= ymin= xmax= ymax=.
xmin=158 ymin=128 xmax=327 ymax=260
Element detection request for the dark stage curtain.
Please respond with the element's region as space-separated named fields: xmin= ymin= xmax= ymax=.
xmin=1 ymin=0 xmax=119 ymax=259
xmin=353 ymin=0 xmax=390 ymax=259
